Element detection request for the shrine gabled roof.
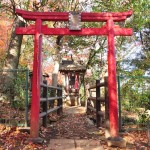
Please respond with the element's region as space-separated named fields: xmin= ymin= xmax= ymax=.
xmin=59 ymin=60 xmax=86 ymax=72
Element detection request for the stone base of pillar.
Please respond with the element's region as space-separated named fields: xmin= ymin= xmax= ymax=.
xmin=27 ymin=137 xmax=44 ymax=144
xmin=107 ymin=136 xmax=126 ymax=148
xmin=70 ymin=95 xmax=75 ymax=106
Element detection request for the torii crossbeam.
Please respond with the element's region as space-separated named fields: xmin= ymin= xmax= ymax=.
xmin=16 ymin=9 xmax=133 ymax=139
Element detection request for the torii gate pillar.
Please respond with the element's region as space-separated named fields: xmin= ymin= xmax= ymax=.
xmin=107 ymin=19 xmax=118 ymax=137
xmin=30 ymin=19 xmax=42 ymax=138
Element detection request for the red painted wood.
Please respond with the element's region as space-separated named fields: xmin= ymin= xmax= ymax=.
xmin=113 ymin=27 xmax=132 ymax=36
xmin=17 ymin=14 xmax=127 ymax=22
xmin=81 ymin=16 xmax=127 ymax=22
xmin=16 ymin=26 xmax=132 ymax=36
xmin=30 ymin=19 xmax=42 ymax=138
xmin=16 ymin=8 xmax=68 ymax=16
xmin=16 ymin=9 xmax=132 ymax=22
xmin=20 ymin=15 xmax=68 ymax=21
xmin=16 ymin=9 xmax=132 ymax=17
xmin=107 ymin=19 xmax=119 ymax=137
xmin=82 ymin=10 xmax=133 ymax=17
xmin=16 ymin=26 xmax=35 ymax=34
xmin=74 ymin=74 xmax=79 ymax=90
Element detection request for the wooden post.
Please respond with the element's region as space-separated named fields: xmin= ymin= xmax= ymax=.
xmin=50 ymin=73 xmax=58 ymax=108
xmin=148 ymin=121 xmax=150 ymax=146
xmin=42 ymin=80 xmax=48 ymax=127
xmin=60 ymin=87 xmax=63 ymax=114
xmin=30 ymin=19 xmax=42 ymax=138
xmin=96 ymin=80 xmax=101 ymax=127
xmin=104 ymin=77 xmax=109 ymax=121
xmin=86 ymin=84 xmax=90 ymax=114
xmin=117 ymin=76 xmax=122 ymax=131
xmin=107 ymin=19 xmax=119 ymax=138
xmin=57 ymin=86 xmax=63 ymax=115
xmin=104 ymin=76 xmax=110 ymax=138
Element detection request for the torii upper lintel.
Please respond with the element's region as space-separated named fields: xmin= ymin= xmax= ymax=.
xmin=16 ymin=8 xmax=133 ymax=22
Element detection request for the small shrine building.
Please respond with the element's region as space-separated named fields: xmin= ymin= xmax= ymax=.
xmin=59 ymin=59 xmax=86 ymax=106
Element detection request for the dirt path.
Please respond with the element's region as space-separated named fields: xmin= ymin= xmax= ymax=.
xmin=45 ymin=106 xmax=106 ymax=149
xmin=46 ymin=106 xmax=104 ymax=140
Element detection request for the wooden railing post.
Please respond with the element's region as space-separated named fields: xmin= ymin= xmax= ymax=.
xmin=148 ymin=121 xmax=150 ymax=147
xmin=60 ymin=86 xmax=63 ymax=114
xmin=57 ymin=85 xmax=63 ymax=115
xmin=42 ymin=80 xmax=48 ymax=127
xmin=104 ymin=77 xmax=109 ymax=121
xmin=50 ymin=74 xmax=57 ymax=108
xmin=104 ymin=76 xmax=110 ymax=138
xmin=96 ymin=80 xmax=101 ymax=127
xmin=86 ymin=88 xmax=90 ymax=115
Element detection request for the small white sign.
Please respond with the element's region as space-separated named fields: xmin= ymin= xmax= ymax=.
xmin=69 ymin=12 xmax=81 ymax=30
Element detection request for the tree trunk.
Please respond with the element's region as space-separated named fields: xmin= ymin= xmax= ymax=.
xmin=0 ymin=17 xmax=25 ymax=102
xmin=49 ymin=35 xmax=63 ymax=108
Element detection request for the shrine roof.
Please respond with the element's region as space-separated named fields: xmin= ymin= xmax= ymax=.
xmin=59 ymin=60 xmax=86 ymax=72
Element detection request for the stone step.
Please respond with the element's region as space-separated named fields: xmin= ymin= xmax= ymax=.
xmin=47 ymin=139 xmax=104 ymax=150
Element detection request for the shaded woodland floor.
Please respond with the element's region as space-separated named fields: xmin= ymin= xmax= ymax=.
xmin=0 ymin=103 xmax=149 ymax=149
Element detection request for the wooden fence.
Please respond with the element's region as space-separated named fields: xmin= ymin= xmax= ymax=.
xmin=87 ymin=77 xmax=109 ymax=127
xmin=40 ymin=80 xmax=63 ymax=127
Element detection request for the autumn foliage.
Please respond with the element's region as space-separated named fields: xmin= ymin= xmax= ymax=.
xmin=0 ymin=13 xmax=13 ymax=67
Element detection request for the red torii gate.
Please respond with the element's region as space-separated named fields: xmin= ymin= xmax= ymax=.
xmin=15 ymin=9 xmax=133 ymax=138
